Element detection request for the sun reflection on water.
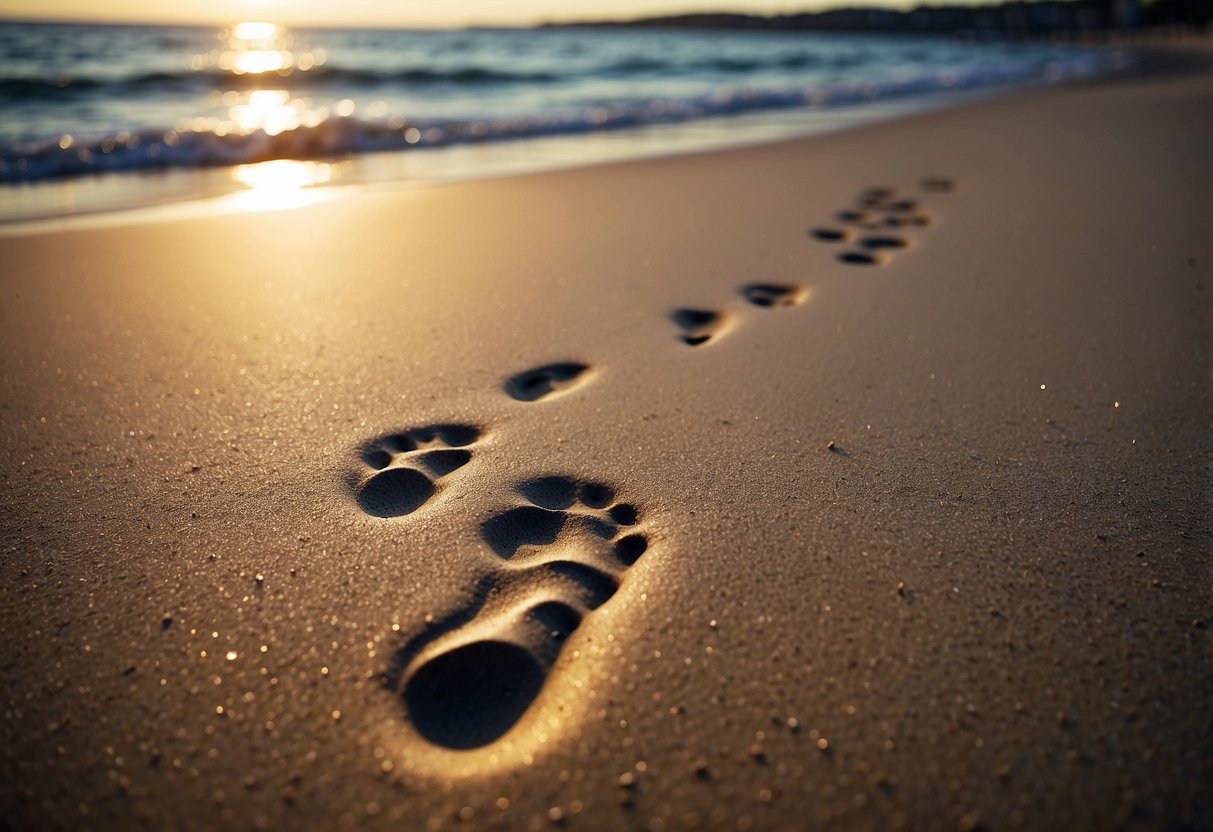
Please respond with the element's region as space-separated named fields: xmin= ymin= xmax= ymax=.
xmin=229 ymin=89 xmax=303 ymax=136
xmin=192 ymin=23 xmax=333 ymax=140
xmin=220 ymin=21 xmax=291 ymax=75
xmin=196 ymin=21 xmax=326 ymax=78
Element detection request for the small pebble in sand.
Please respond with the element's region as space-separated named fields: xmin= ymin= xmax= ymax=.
xmin=826 ymin=440 xmax=836 ymax=451
xmin=787 ymin=717 xmax=800 ymax=732
xmin=618 ymin=772 xmax=636 ymax=788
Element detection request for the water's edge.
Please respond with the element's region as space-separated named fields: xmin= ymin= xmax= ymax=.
xmin=0 ymin=53 xmax=1133 ymax=233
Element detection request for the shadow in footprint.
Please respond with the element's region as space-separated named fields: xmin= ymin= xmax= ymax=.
xmin=811 ymin=227 xmax=851 ymax=242
xmin=404 ymin=640 xmax=544 ymax=750
xmin=839 ymin=251 xmax=884 ymax=267
xmin=359 ymin=468 xmax=436 ymax=518
xmin=742 ymin=282 xmax=805 ymax=308
xmin=672 ymin=308 xmax=725 ymax=346
xmin=353 ymin=424 xmax=480 ymax=518
xmin=517 ymin=476 xmax=578 ymax=509
xmin=482 ymin=506 xmax=570 ymax=558
xmin=861 ymin=236 xmax=909 ymax=251
xmin=505 ymin=362 xmax=591 ymax=403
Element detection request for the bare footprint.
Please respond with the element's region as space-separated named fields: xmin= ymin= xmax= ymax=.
xmin=860 ymin=235 xmax=910 ymax=251
xmin=857 ymin=186 xmax=895 ymax=208
xmin=810 ymin=227 xmax=852 ymax=242
xmin=388 ymin=477 xmax=648 ymax=749
xmin=741 ymin=282 xmax=806 ymax=308
xmin=671 ymin=308 xmax=727 ymax=346
xmin=921 ymin=177 xmax=956 ymax=193
xmin=837 ymin=209 xmax=881 ymax=229
xmin=350 ymin=424 xmax=480 ymax=517
xmin=838 ymin=251 xmax=885 ymax=267
xmin=504 ymin=362 xmax=592 ymax=402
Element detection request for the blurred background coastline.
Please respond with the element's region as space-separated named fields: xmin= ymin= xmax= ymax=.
xmin=0 ymin=0 xmax=1207 ymax=225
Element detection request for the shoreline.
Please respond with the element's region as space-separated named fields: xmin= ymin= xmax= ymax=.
xmin=0 ymin=42 xmax=1136 ymax=231
xmin=2 ymin=40 xmax=1210 ymax=831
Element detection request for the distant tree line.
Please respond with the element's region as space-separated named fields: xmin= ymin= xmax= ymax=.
xmin=543 ymin=0 xmax=1210 ymax=35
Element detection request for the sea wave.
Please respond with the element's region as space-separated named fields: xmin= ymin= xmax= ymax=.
xmin=0 ymin=65 xmax=565 ymax=100
xmin=0 ymin=47 xmax=1011 ymax=100
xmin=0 ymin=52 xmax=1124 ymax=184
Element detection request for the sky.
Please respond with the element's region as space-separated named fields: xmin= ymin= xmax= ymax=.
xmin=0 ymin=0 xmax=992 ymax=28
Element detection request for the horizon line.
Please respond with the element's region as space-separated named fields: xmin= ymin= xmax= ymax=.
xmin=0 ymin=1 xmax=999 ymax=31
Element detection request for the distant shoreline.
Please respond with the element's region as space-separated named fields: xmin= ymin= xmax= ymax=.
xmin=0 ymin=0 xmax=1209 ymax=34
xmin=540 ymin=0 xmax=1209 ymax=37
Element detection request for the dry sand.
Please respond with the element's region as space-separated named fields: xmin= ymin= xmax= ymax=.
xmin=1 ymin=45 xmax=1211 ymax=831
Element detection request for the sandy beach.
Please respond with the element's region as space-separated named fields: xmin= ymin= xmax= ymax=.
xmin=2 ymin=43 xmax=1210 ymax=831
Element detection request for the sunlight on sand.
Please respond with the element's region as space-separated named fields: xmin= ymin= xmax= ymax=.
xmin=226 ymin=159 xmax=337 ymax=212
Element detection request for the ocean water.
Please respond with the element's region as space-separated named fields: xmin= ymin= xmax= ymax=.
xmin=0 ymin=21 xmax=1126 ymax=215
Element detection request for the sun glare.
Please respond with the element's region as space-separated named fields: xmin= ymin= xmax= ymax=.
xmin=232 ymin=21 xmax=279 ymax=41
xmin=231 ymin=49 xmax=289 ymax=74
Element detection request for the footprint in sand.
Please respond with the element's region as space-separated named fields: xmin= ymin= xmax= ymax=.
xmin=741 ymin=282 xmax=807 ymax=308
xmin=810 ymin=227 xmax=853 ymax=243
xmin=504 ymin=361 xmax=592 ymax=402
xmin=387 ymin=476 xmax=648 ymax=749
xmin=810 ymin=177 xmax=953 ymax=266
xmin=351 ymin=424 xmax=480 ymax=517
xmin=672 ymin=307 xmax=728 ymax=346
xmin=673 ymin=283 xmax=805 ymax=346
xmin=838 ymin=250 xmax=886 ymax=266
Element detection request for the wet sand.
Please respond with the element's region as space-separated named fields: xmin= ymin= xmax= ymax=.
xmin=1 ymin=45 xmax=1210 ymax=831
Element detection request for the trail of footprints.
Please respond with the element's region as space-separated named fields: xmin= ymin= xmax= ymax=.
xmin=812 ymin=177 xmax=955 ymax=266
xmin=352 ymin=175 xmax=955 ymax=751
